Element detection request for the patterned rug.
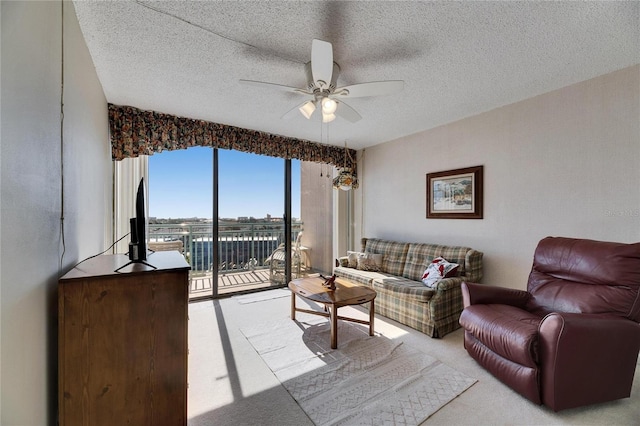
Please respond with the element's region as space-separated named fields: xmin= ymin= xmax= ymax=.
xmin=241 ymin=316 xmax=476 ymax=425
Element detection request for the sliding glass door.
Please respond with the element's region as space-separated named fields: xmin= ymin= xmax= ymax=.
xmin=147 ymin=147 xmax=214 ymax=299
xmin=215 ymin=149 xmax=300 ymax=296
xmin=148 ymin=147 xmax=301 ymax=300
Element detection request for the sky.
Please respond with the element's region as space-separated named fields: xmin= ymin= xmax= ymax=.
xmin=149 ymin=147 xmax=301 ymax=219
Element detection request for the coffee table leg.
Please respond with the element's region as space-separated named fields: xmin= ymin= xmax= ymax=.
xmin=369 ymin=299 xmax=375 ymax=336
xmin=330 ymin=305 xmax=338 ymax=349
xmin=291 ymin=292 xmax=296 ymax=320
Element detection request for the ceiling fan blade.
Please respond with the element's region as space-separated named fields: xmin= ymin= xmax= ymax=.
xmin=334 ymin=80 xmax=404 ymax=98
xmin=335 ymin=101 xmax=362 ymax=123
xmin=239 ymin=79 xmax=305 ymax=94
xmin=311 ymin=39 xmax=333 ymax=88
xmin=281 ymin=99 xmax=316 ymax=120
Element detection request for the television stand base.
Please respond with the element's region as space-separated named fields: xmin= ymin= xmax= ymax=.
xmin=114 ymin=259 xmax=157 ymax=273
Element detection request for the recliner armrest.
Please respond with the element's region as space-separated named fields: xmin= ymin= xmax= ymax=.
xmin=538 ymin=312 xmax=640 ymax=411
xmin=461 ymin=282 xmax=530 ymax=308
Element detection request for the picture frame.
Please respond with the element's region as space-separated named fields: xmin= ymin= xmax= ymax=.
xmin=426 ymin=166 xmax=483 ymax=219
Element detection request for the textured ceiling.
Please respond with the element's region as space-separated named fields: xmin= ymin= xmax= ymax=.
xmin=73 ymin=1 xmax=639 ymax=150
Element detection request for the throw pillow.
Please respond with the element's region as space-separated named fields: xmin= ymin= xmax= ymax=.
xmin=337 ymin=256 xmax=349 ymax=267
xmin=356 ymin=253 xmax=383 ymax=272
xmin=421 ymin=257 xmax=460 ymax=288
xmin=347 ymin=251 xmax=360 ymax=268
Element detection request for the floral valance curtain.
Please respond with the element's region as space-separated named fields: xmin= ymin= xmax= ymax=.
xmin=109 ymin=104 xmax=356 ymax=170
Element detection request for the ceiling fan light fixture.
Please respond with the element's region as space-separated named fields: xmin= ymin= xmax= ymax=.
xmin=241 ymin=40 xmax=402 ymax=124
xmin=299 ymin=101 xmax=316 ymax=119
xmin=321 ymin=97 xmax=337 ymax=114
xmin=322 ymin=112 xmax=336 ymax=123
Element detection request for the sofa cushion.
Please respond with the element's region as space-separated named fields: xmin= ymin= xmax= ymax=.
xmin=334 ymin=266 xmax=392 ymax=288
xmin=363 ymin=238 xmax=409 ymax=276
xmin=372 ymin=276 xmax=436 ymax=303
xmin=403 ymin=243 xmax=472 ymax=281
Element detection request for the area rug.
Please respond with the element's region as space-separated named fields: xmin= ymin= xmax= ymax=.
xmin=240 ymin=316 xmax=476 ymax=425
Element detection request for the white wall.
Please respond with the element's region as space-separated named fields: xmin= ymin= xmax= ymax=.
xmin=300 ymin=161 xmax=335 ymax=275
xmin=358 ymin=65 xmax=640 ymax=289
xmin=1 ymin=2 xmax=111 ymax=424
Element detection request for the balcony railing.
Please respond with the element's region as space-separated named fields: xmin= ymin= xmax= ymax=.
xmin=148 ymin=221 xmax=303 ymax=277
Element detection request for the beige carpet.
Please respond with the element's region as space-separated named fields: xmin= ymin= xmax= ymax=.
xmin=232 ymin=288 xmax=291 ymax=304
xmin=188 ymin=291 xmax=640 ymax=425
xmin=241 ymin=317 xmax=476 ymax=426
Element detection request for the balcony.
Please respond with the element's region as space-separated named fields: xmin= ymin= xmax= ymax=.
xmin=148 ymin=221 xmax=306 ymax=299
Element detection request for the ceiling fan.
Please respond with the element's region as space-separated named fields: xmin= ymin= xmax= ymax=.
xmin=240 ymin=39 xmax=404 ymax=123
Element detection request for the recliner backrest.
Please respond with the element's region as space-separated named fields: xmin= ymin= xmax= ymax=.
xmin=526 ymin=236 xmax=640 ymax=321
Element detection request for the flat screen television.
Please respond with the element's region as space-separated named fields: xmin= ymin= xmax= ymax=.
xmin=128 ymin=177 xmax=147 ymax=262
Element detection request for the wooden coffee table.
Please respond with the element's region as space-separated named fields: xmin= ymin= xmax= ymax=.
xmin=289 ymin=275 xmax=377 ymax=349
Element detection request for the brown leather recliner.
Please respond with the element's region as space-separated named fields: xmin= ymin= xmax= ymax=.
xmin=459 ymin=236 xmax=640 ymax=411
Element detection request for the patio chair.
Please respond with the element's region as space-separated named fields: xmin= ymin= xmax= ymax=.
xmin=148 ymin=239 xmax=184 ymax=254
xmin=265 ymin=232 xmax=310 ymax=284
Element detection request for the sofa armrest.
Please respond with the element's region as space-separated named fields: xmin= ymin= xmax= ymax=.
xmin=464 ymin=249 xmax=484 ymax=282
xmin=538 ymin=312 xmax=640 ymax=411
xmin=435 ymin=277 xmax=464 ymax=291
xmin=461 ymin=282 xmax=530 ymax=308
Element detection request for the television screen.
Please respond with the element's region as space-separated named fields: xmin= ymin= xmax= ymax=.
xmin=129 ymin=177 xmax=147 ymax=262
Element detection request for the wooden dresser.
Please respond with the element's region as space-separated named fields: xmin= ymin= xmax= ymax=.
xmin=58 ymin=251 xmax=190 ymax=425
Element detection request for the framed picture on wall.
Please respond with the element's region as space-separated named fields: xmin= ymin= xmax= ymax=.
xmin=426 ymin=166 xmax=483 ymax=219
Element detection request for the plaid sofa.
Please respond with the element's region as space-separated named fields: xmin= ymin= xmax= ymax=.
xmin=334 ymin=238 xmax=483 ymax=338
